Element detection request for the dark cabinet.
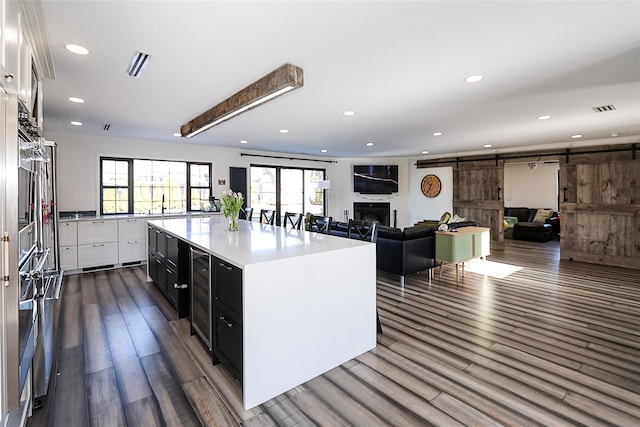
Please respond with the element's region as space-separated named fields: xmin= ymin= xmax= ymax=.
xmin=166 ymin=234 xmax=178 ymax=268
xmin=213 ymin=259 xmax=242 ymax=322
xmin=214 ymin=313 xmax=242 ymax=381
xmin=148 ymin=224 xmax=189 ymax=317
xmin=212 ymin=256 xmax=243 ymax=382
xmin=147 ymin=250 xmax=157 ymax=283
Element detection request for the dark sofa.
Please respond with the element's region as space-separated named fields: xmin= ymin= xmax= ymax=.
xmin=506 ymin=207 xmax=559 ymax=242
xmin=328 ymin=221 xmax=435 ymax=283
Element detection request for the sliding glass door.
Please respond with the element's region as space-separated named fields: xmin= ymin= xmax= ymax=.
xmin=250 ymin=166 xmax=325 ymax=225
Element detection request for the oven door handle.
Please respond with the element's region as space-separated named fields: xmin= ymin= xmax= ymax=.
xmin=48 ymin=271 xmax=64 ymax=301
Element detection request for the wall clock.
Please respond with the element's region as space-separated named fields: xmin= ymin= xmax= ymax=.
xmin=421 ymin=174 xmax=441 ymax=198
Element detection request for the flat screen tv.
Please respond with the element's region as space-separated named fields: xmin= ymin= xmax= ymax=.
xmin=353 ymin=164 xmax=399 ymax=194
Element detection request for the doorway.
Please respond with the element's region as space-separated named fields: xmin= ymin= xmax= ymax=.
xmin=249 ymin=165 xmax=326 ymax=225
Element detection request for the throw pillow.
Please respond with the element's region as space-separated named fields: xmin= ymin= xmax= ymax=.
xmin=532 ymin=209 xmax=554 ymax=223
xmin=438 ymin=211 xmax=451 ymax=225
xmin=449 ymin=214 xmax=466 ymax=223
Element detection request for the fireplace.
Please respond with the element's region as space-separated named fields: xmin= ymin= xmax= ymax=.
xmin=353 ymin=202 xmax=391 ymax=226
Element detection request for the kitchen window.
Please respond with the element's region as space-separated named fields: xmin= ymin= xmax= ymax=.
xmin=100 ymin=157 xmax=211 ymax=215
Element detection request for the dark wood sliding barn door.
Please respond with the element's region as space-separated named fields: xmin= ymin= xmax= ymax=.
xmin=560 ymin=158 xmax=640 ymax=270
xmin=453 ymin=163 xmax=505 ymax=251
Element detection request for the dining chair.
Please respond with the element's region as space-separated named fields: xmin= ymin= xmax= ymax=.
xmin=283 ymin=212 xmax=303 ymax=230
xmin=347 ymin=219 xmax=382 ymax=334
xmin=239 ymin=207 xmax=253 ymax=221
xmin=260 ymin=209 xmax=275 ymax=225
xmin=308 ymin=215 xmax=332 ymax=234
xmin=347 ymin=219 xmax=379 ymax=242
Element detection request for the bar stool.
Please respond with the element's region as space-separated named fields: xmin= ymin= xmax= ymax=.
xmin=260 ymin=209 xmax=275 ymax=225
xmin=239 ymin=207 xmax=253 ymax=221
xmin=308 ymin=215 xmax=332 ymax=234
xmin=283 ymin=212 xmax=303 ymax=230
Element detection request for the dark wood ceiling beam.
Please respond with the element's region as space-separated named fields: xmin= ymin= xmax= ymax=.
xmin=180 ymin=63 xmax=303 ymax=138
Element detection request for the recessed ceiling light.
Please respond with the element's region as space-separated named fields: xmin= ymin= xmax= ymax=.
xmin=611 ymin=132 xmax=620 ymax=137
xmin=321 ymin=149 xmax=328 ymax=153
xmin=432 ymin=132 xmax=442 ymax=137
xmin=537 ymin=115 xmax=551 ymax=120
xmin=279 ymin=129 xmax=289 ymax=134
xmin=343 ymin=111 xmax=355 ymax=116
xmin=571 ymin=134 xmax=583 ymax=139
xmin=70 ymin=121 xmax=83 ymax=126
xmin=464 ymin=75 xmax=483 ymax=83
xmin=366 ymin=142 xmax=374 ymax=147
xmin=65 ymin=44 xmax=89 ymax=55
xmin=68 ymin=97 xmax=85 ymax=103
xmin=173 ymin=132 xmax=181 ymax=137
xmin=484 ymin=144 xmax=492 ymax=148
xmin=240 ymin=140 xmax=248 ymax=144
xmin=422 ymin=150 xmax=429 ymax=154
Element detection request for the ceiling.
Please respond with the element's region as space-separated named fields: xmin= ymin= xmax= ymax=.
xmin=38 ymin=1 xmax=640 ymax=159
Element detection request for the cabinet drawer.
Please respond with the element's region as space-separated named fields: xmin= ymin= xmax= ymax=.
xmin=77 ymin=220 xmax=118 ymax=245
xmin=214 ymin=258 xmax=242 ymax=322
xmin=155 ymin=229 xmax=166 ymax=258
xmin=148 ymin=225 xmax=157 ymax=251
xmin=118 ymin=218 xmax=146 ymax=241
xmin=59 ymin=245 xmax=78 ymax=271
xmin=118 ymin=240 xmax=146 ymax=263
xmin=165 ymin=266 xmax=178 ymax=307
xmin=214 ymin=311 xmax=243 ymax=382
xmin=165 ymin=234 xmax=179 ymax=268
xmin=148 ymin=251 xmax=158 ymax=282
xmin=78 ymin=242 xmax=118 ymax=268
xmin=58 ymin=221 xmax=78 ymax=246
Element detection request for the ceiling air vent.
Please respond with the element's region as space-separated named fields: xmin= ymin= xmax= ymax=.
xmin=592 ymin=105 xmax=616 ymax=113
xmin=126 ymin=50 xmax=152 ymax=78
xmin=102 ymin=123 xmax=111 ymax=131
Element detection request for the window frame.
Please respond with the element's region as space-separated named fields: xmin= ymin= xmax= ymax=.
xmin=249 ymin=164 xmax=326 ymax=225
xmin=99 ymin=156 xmax=212 ymax=215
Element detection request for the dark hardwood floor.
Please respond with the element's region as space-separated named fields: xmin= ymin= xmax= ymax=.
xmin=28 ymin=239 xmax=640 ymax=426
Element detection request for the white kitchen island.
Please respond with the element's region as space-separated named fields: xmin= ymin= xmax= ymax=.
xmin=147 ymin=215 xmax=377 ymax=409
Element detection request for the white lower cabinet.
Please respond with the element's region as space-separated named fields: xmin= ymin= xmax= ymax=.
xmin=78 ymin=220 xmax=118 ymax=245
xmin=59 ymin=221 xmax=78 ymax=246
xmin=78 ymin=242 xmax=118 ymax=268
xmin=59 ymin=245 xmax=78 ymax=270
xmin=118 ymin=218 xmax=146 ymax=264
xmin=118 ymin=240 xmax=145 ymax=263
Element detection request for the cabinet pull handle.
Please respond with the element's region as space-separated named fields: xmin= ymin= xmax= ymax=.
xmin=174 ymin=283 xmax=188 ymax=289
xmin=93 ymin=244 xmax=105 ymax=247
xmin=219 ymin=316 xmax=233 ymax=328
xmin=93 ymin=220 xmax=104 ymax=224
xmin=218 ymin=262 xmax=232 ymax=271
xmin=3 ymin=232 xmax=9 ymax=287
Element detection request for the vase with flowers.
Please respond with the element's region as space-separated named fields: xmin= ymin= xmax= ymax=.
xmin=222 ymin=189 xmax=244 ymax=231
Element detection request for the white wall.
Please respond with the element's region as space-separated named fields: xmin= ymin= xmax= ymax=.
xmin=328 ymin=158 xmax=410 ymax=227
xmin=49 ymin=131 xmax=562 ymax=228
xmin=407 ymin=164 xmax=453 ymax=226
xmin=504 ymin=162 xmax=559 ymax=210
xmin=49 ymin=131 xmax=430 ymax=228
